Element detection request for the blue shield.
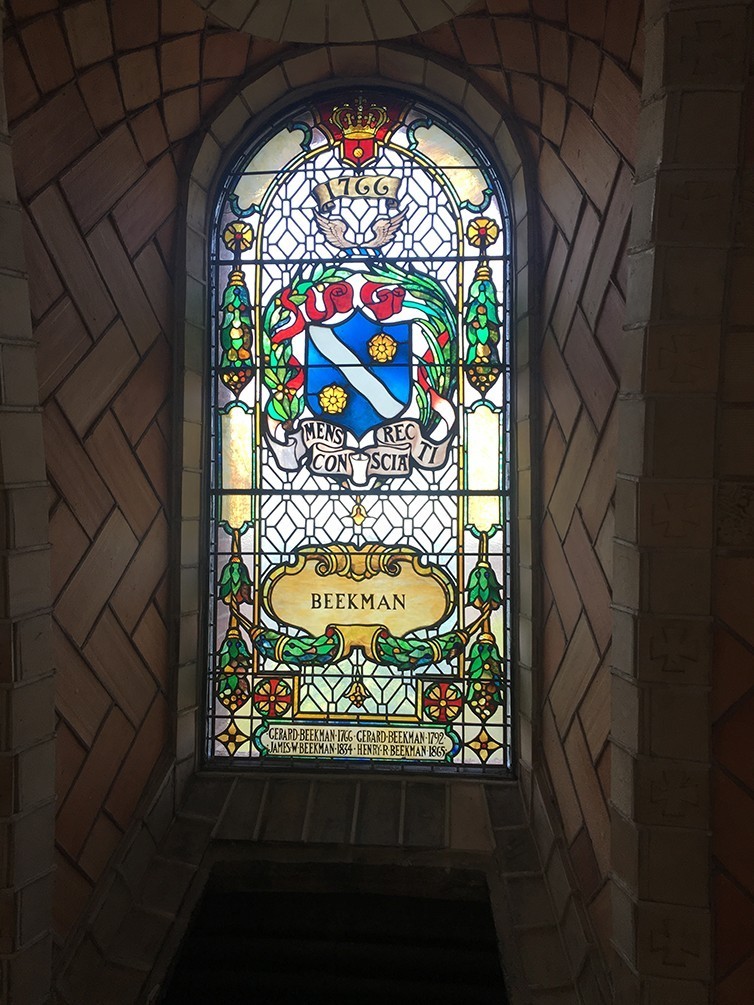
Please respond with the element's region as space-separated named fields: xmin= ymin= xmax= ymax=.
xmin=305 ymin=310 xmax=411 ymax=439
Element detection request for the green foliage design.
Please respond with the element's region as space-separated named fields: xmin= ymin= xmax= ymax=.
xmin=464 ymin=265 xmax=502 ymax=394
xmin=261 ymin=261 xmax=457 ymax=430
xmin=466 ymin=561 xmax=503 ymax=610
xmin=218 ymin=556 xmax=252 ymax=606
xmin=252 ymin=628 xmax=340 ymax=667
xmin=216 ymin=632 xmax=252 ymax=710
xmin=373 ymin=628 xmax=467 ymax=669
xmin=219 ymin=272 xmax=254 ymax=394
xmin=361 ymin=261 xmax=457 ymax=428
xmin=261 ymin=264 xmax=350 ymax=425
xmin=466 ymin=633 xmax=504 ymax=719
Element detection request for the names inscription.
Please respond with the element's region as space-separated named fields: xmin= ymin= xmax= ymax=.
xmin=258 ymin=722 xmax=455 ymax=761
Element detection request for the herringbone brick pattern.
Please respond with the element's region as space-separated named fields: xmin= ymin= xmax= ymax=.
xmin=415 ymin=1 xmax=640 ymax=960
xmin=6 ymin=0 xmax=641 ymax=963
xmin=4 ymin=0 xmax=272 ymax=952
xmin=535 ymin=71 xmax=634 ymax=967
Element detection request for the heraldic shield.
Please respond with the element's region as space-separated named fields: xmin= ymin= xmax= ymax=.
xmin=304 ymin=310 xmax=412 ymax=439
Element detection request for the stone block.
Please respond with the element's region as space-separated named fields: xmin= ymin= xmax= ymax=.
xmin=449 ymin=783 xmax=494 ymax=852
xmin=258 ymin=779 xmax=310 ymax=843
xmin=180 ymin=775 xmax=233 ymax=821
xmin=569 ymin=37 xmax=601 ymax=109
xmin=9 ymin=674 xmax=54 ymax=750
xmin=612 ymin=880 xmax=637 ymax=966
xmin=539 ymin=143 xmax=583 ymax=240
xmin=664 ymin=6 xmax=747 ymax=88
xmin=641 ymin=827 xmax=708 ymax=908
xmin=19 ymin=870 xmax=52 ymax=947
xmin=673 ymin=91 xmax=741 ymax=168
xmin=593 ymin=56 xmax=639 ymax=163
xmin=636 ymin=902 xmax=711 ymax=981
xmin=611 ymin=807 xmax=639 ymax=896
xmin=161 ymin=815 xmax=213 ymax=866
xmin=108 ymin=907 xmax=172 ymax=971
xmin=306 ymin=780 xmax=357 ymax=844
xmin=647 ymin=548 xmax=711 ymax=616
xmin=507 ymin=873 xmax=556 ymax=928
xmin=636 ymin=615 xmax=711 ymax=686
xmin=496 ymin=825 xmax=541 ymax=874
xmin=655 ymin=169 xmax=735 ymax=245
xmin=648 ymin=396 xmax=715 ymax=479
xmin=718 ymin=407 xmax=754 ymax=477
xmin=112 ymin=154 xmax=179 ymax=256
xmin=140 ymin=857 xmax=196 ymax=917
xmin=611 ymin=673 xmax=641 ymax=755
xmin=649 ymin=685 xmax=708 ymax=762
xmin=638 ymin=480 xmax=714 ymax=549
xmin=79 ymin=814 xmax=123 ymax=882
xmin=56 ymin=708 xmax=134 ymax=859
xmin=118 ymin=50 xmax=160 ymax=112
xmin=17 ymin=738 xmax=54 ymax=810
xmin=353 ymin=781 xmax=401 ymax=846
xmin=64 ymin=0 xmax=113 ymax=68
xmin=6 ymin=933 xmax=52 ymax=1005
xmin=561 ymin=104 xmax=620 ymax=212
xmin=549 ymin=616 xmax=600 ymax=734
xmin=403 ymin=782 xmax=446 ymax=848
xmin=625 ymin=247 xmax=655 ymax=329
xmin=644 ymin=322 xmax=720 ymax=394
xmin=635 ymin=759 xmax=709 ymax=829
xmin=240 ymin=67 xmax=287 ymax=115
xmin=119 ymin=827 xmax=157 ymax=895
xmin=610 ymin=741 xmax=635 ymax=818
xmin=518 ymin=925 xmax=571 ymax=988
xmin=717 ymin=482 xmax=754 ymax=548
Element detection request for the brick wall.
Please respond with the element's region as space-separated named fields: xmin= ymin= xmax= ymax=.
xmin=0 ymin=0 xmax=55 ymax=998
xmin=416 ymin=1 xmax=641 ymax=959
xmin=3 ymin=0 xmax=285 ymax=956
xmin=5 ymin=0 xmax=642 ymax=968
xmin=712 ymin=54 xmax=754 ymax=1005
xmin=612 ymin=4 xmax=752 ymax=999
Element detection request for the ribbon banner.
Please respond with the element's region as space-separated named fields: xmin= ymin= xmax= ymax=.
xmin=313 ymin=175 xmax=401 ymax=212
xmin=266 ymin=417 xmax=454 ymax=485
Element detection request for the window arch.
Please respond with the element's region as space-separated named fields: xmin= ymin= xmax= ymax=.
xmin=207 ymin=88 xmax=513 ymax=772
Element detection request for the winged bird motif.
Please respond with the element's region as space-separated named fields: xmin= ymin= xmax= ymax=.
xmin=314 ymin=206 xmax=409 ymax=251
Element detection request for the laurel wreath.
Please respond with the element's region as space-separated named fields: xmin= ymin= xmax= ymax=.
xmin=261 ymin=261 xmax=457 ymax=432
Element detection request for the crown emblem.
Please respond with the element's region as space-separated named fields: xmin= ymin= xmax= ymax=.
xmin=331 ymin=96 xmax=388 ymax=140
xmin=327 ymin=95 xmax=390 ymax=168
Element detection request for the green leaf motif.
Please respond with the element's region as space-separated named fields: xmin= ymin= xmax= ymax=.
xmin=374 ymin=629 xmax=466 ymax=670
xmin=218 ymin=557 xmax=252 ymax=606
xmin=218 ymin=272 xmax=254 ymax=374
xmin=465 ymin=634 xmax=505 ymax=718
xmin=467 ymin=636 xmax=503 ymax=681
xmin=252 ymin=629 xmax=339 ymax=667
xmin=217 ymin=633 xmax=252 ymax=672
xmin=466 ymin=561 xmax=503 ymax=610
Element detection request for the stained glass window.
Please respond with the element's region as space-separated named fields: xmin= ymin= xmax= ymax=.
xmin=208 ymin=90 xmax=512 ymax=771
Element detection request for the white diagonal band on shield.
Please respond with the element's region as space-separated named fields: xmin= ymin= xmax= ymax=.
xmin=308 ymin=324 xmax=405 ymax=418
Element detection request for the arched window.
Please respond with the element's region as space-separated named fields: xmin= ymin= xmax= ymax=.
xmin=208 ymin=90 xmax=512 ymax=772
